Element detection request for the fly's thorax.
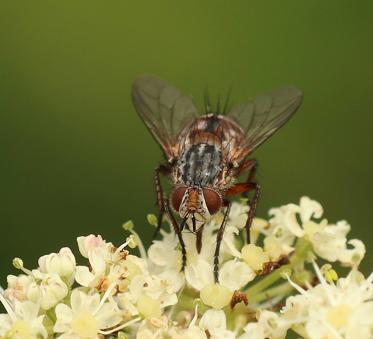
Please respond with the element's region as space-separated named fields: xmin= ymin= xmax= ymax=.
xmin=177 ymin=142 xmax=222 ymax=187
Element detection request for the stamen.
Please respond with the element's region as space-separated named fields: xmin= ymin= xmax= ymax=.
xmin=98 ymin=316 xmax=141 ymax=335
xmin=114 ymin=236 xmax=133 ymax=256
xmin=93 ymin=282 xmax=118 ymax=316
xmin=311 ymin=260 xmax=334 ymax=305
xmin=284 ymin=273 xmax=308 ymax=296
xmin=12 ymin=258 xmax=32 ymax=275
xmin=127 ymin=229 xmax=147 ymax=260
xmin=189 ymin=304 xmax=199 ymax=328
xmin=0 ymin=292 xmax=16 ymax=322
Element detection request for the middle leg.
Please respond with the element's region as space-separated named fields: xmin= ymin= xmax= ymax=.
xmin=213 ymin=201 xmax=231 ymax=283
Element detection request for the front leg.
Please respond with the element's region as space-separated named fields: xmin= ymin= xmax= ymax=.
xmin=153 ymin=164 xmax=172 ymax=239
xmin=164 ymin=199 xmax=187 ymax=272
xmin=213 ymin=201 xmax=231 ymax=283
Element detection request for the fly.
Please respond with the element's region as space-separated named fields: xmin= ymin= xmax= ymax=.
xmin=132 ymin=75 xmax=303 ymax=283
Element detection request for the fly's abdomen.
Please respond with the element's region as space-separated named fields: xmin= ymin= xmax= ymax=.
xmin=179 ymin=143 xmax=222 ymax=186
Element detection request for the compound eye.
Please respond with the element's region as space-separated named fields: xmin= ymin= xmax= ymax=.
xmin=171 ymin=186 xmax=187 ymax=212
xmin=203 ymin=188 xmax=222 ymax=215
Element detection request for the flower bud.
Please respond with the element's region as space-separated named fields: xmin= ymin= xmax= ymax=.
xmin=77 ymin=234 xmax=105 ymax=258
xmin=30 ymin=270 xmax=68 ymax=310
xmin=241 ymin=244 xmax=269 ymax=271
xmin=38 ymin=247 xmax=76 ymax=278
xmin=200 ymin=284 xmax=232 ymax=309
xmin=136 ymin=293 xmax=161 ymax=319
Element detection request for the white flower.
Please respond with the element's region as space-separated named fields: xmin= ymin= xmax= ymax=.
xmin=75 ymin=236 xmax=146 ymax=291
xmin=75 ymin=244 xmax=113 ymax=289
xmin=311 ymin=221 xmax=366 ymax=266
xmin=239 ymin=310 xmax=288 ymax=339
xmin=54 ymin=289 xmax=122 ymax=338
xmin=219 ymin=260 xmax=255 ymax=291
xmin=27 ymin=270 xmax=68 ymax=310
xmin=129 ymin=273 xmax=178 ymax=313
xmin=38 ymin=247 xmax=76 ymax=280
xmin=4 ymin=274 xmax=34 ymax=303
xmin=1 ymin=197 xmax=370 ymax=339
xmin=77 ymin=234 xmax=106 ymax=258
xmin=0 ymin=299 xmax=47 ymax=339
xmin=199 ymin=309 xmax=236 ymax=339
xmin=267 ymin=197 xmax=366 ymax=266
xmin=282 ymin=263 xmax=373 ymax=339
xmin=149 ymin=202 xmax=255 ymax=294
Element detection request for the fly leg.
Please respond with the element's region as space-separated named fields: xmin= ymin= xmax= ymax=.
xmin=242 ymin=160 xmax=260 ymax=244
xmin=196 ymin=224 xmax=204 ymax=254
xmin=213 ymin=201 xmax=231 ymax=283
xmin=244 ymin=182 xmax=261 ymax=244
xmin=165 ymin=199 xmax=187 ymax=272
xmin=153 ymin=164 xmax=171 ymax=239
xmin=226 ymin=159 xmax=261 ymax=244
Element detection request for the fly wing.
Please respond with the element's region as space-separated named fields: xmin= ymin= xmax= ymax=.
xmin=227 ymin=86 xmax=303 ymax=162
xmin=132 ymin=75 xmax=198 ymax=160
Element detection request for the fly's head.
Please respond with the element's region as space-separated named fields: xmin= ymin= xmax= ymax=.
xmin=171 ymin=185 xmax=222 ymax=232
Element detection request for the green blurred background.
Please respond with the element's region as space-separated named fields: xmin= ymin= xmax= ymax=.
xmin=0 ymin=0 xmax=372 ymax=284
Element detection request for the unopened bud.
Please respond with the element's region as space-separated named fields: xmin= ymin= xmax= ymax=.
xmin=136 ymin=294 xmax=161 ymax=319
xmin=200 ymin=283 xmax=232 ymax=309
xmin=241 ymin=244 xmax=269 ymax=271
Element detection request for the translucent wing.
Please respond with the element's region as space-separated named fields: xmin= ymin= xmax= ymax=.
xmin=132 ymin=75 xmax=198 ymax=160
xmin=227 ymin=86 xmax=303 ymax=162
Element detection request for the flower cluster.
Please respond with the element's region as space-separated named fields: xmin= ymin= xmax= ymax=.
xmin=0 ymin=197 xmax=371 ymax=339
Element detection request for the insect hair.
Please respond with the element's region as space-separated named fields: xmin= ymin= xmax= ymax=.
xmin=203 ymin=87 xmax=232 ymax=115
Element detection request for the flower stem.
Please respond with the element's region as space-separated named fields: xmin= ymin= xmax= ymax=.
xmin=248 ymin=282 xmax=294 ymax=304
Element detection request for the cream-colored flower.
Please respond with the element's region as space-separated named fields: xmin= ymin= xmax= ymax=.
xmin=282 ymin=263 xmax=373 ymax=339
xmin=77 ymin=234 xmax=107 ymax=258
xmin=76 ymin=236 xmax=146 ymax=291
xmin=239 ymin=310 xmax=288 ymax=339
xmin=199 ymin=309 xmax=236 ymax=339
xmin=27 ymin=270 xmax=68 ymax=310
xmin=241 ymin=244 xmax=269 ymax=271
xmin=38 ymin=247 xmax=76 ymax=280
xmin=128 ymin=273 xmax=179 ymax=312
xmin=4 ymin=274 xmax=34 ymax=303
xmin=219 ymin=259 xmax=255 ymax=291
xmin=75 ymin=245 xmax=113 ymax=288
xmin=200 ymin=284 xmax=233 ymax=309
xmin=311 ymin=221 xmax=366 ymax=266
xmin=267 ymin=197 xmax=366 ymax=266
xmin=0 ymin=299 xmax=47 ymax=339
xmin=149 ymin=202 xmax=255 ymax=294
xmin=54 ymin=289 xmax=122 ymax=338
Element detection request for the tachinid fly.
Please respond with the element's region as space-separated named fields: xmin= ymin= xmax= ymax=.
xmin=132 ymin=75 xmax=303 ymax=282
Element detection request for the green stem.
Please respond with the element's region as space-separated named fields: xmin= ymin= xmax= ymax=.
xmin=46 ymin=309 xmax=57 ymax=323
xmin=248 ymin=282 xmax=294 ymax=304
xmin=246 ymin=238 xmax=312 ymax=300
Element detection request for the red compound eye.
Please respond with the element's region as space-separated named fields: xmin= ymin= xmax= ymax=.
xmin=171 ymin=186 xmax=187 ymax=212
xmin=203 ymin=188 xmax=222 ymax=215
